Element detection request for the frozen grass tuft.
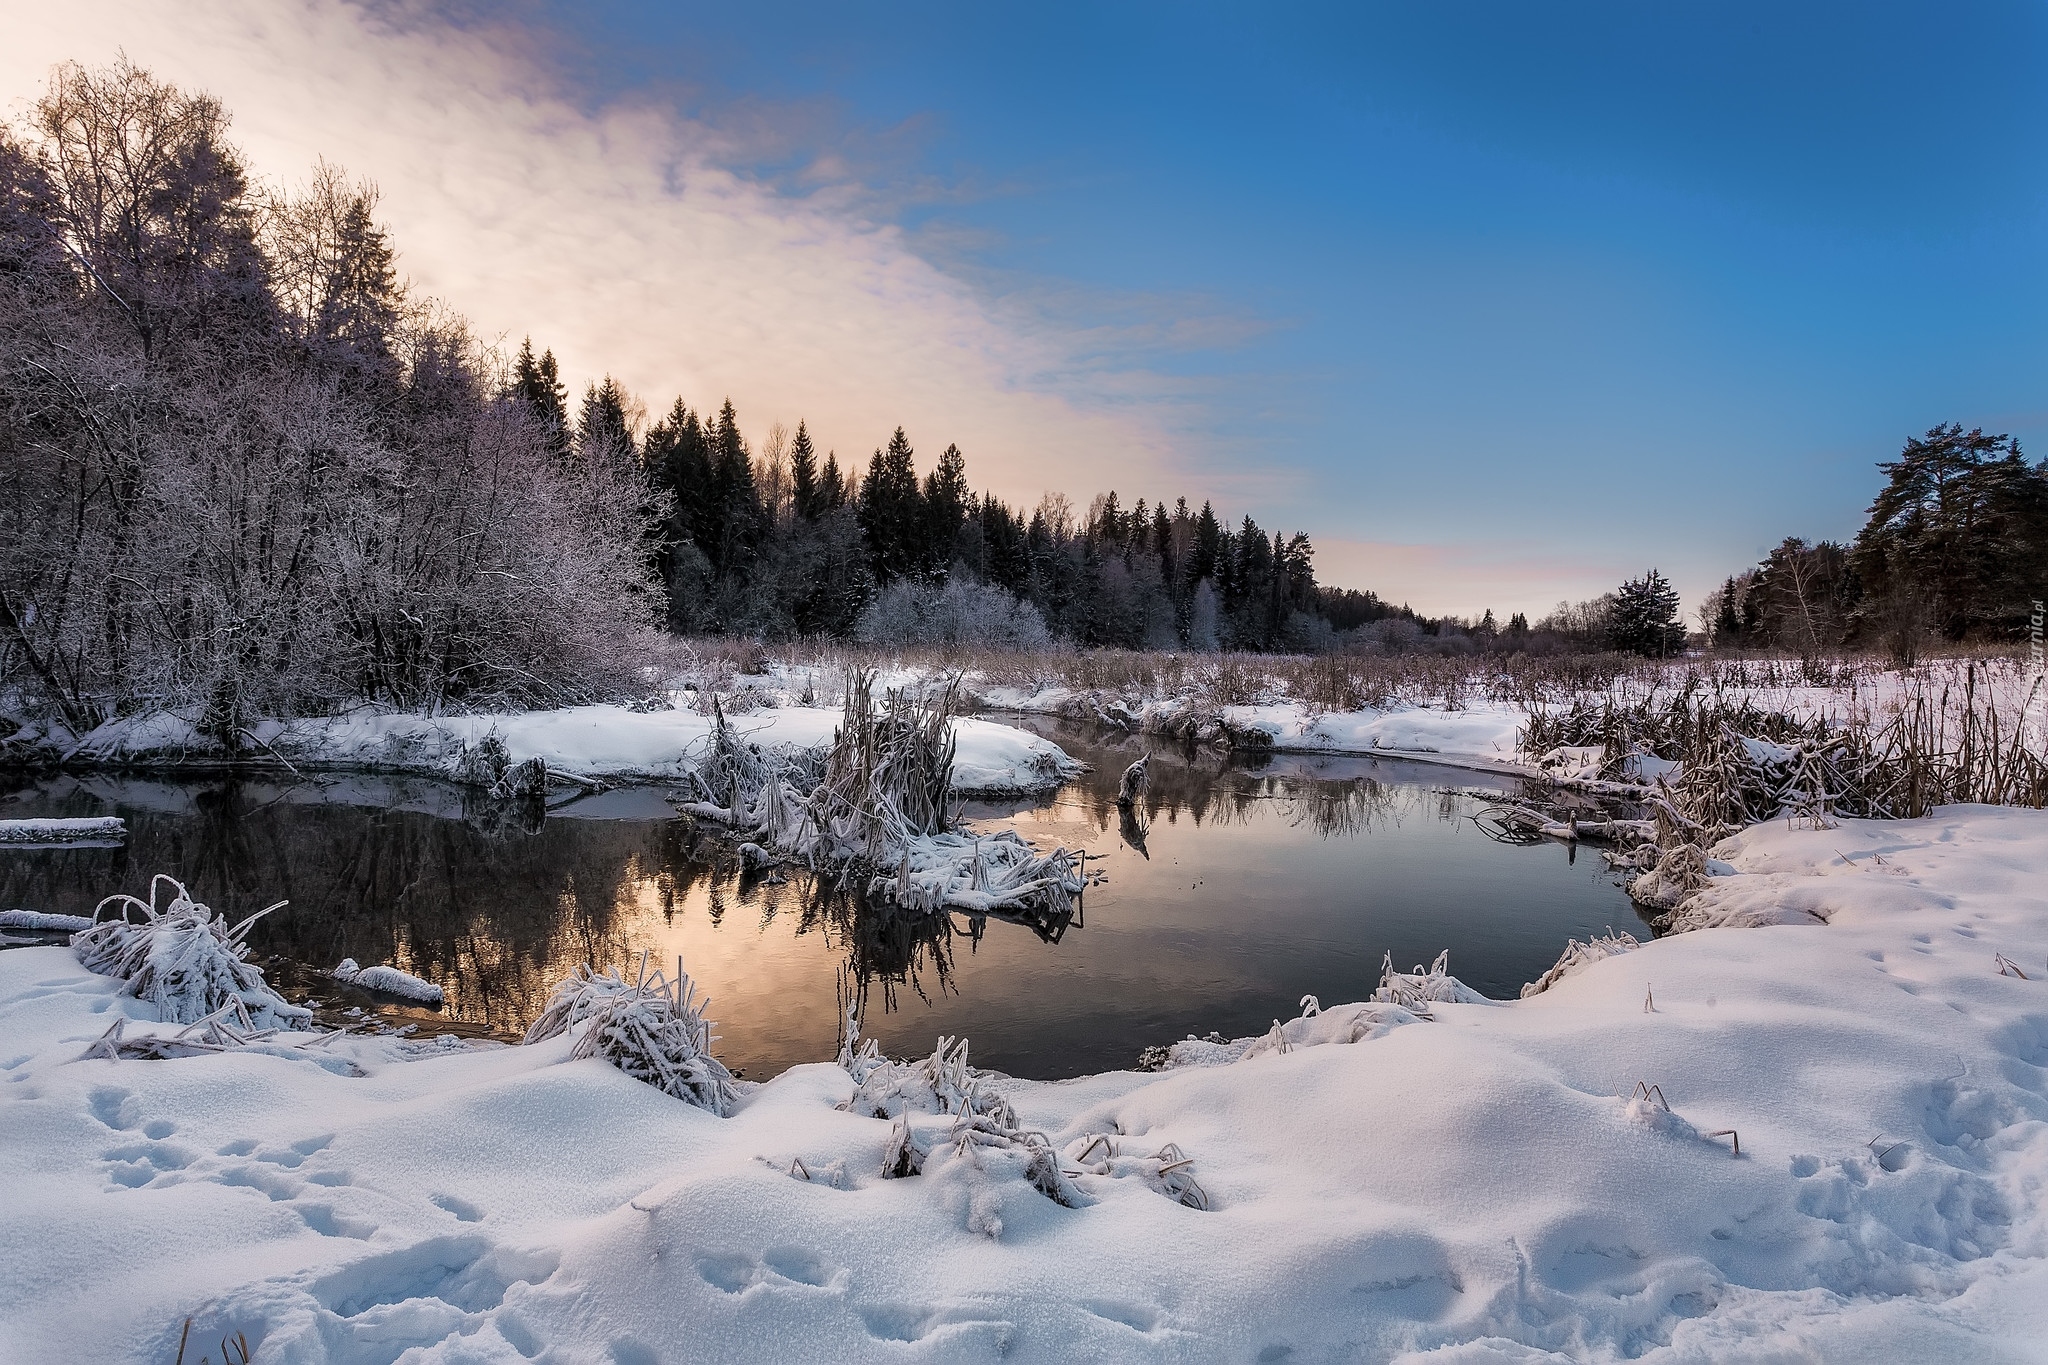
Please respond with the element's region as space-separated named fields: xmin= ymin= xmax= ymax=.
xmin=1372 ymin=950 xmax=1490 ymax=1011
xmin=525 ymin=952 xmax=738 ymax=1115
xmin=1520 ymin=931 xmax=1643 ymax=998
xmin=679 ymin=669 xmax=1087 ymax=917
xmin=71 ymin=875 xmax=308 ymax=1029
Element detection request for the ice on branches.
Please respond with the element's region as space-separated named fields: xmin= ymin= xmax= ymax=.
xmin=675 ymin=670 xmax=1087 ymax=918
xmin=525 ymin=953 xmax=738 ymax=1116
xmin=71 ymin=875 xmax=308 ymax=1029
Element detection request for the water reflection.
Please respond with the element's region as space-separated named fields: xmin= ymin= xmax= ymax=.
xmin=0 ymin=721 xmax=1647 ymax=1080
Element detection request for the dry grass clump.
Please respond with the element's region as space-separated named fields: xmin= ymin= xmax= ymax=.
xmin=72 ymin=875 xmax=308 ymax=1029
xmin=524 ymin=952 xmax=738 ymax=1115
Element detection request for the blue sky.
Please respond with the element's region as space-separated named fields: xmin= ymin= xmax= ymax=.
xmin=514 ymin=0 xmax=2048 ymax=614
xmin=16 ymin=0 xmax=2041 ymax=616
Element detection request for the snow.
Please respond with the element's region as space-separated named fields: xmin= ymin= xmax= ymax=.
xmin=6 ymin=804 xmax=2048 ymax=1359
xmin=19 ymin=697 xmax=1081 ymax=797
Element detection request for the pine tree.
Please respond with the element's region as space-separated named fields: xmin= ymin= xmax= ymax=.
xmin=1851 ymin=423 xmax=2048 ymax=642
xmin=578 ymin=377 xmax=635 ymax=465
xmin=818 ymin=451 xmax=847 ymax=512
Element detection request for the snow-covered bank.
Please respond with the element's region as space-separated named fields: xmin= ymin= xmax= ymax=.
xmin=6 ymin=806 xmax=2048 ymax=1360
xmin=0 ymin=815 xmax=127 ymax=847
xmin=3 ymin=700 xmax=1080 ymax=798
xmin=975 ymin=683 xmax=1526 ymax=772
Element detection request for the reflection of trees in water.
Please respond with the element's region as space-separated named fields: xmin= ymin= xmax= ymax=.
xmin=1012 ymin=722 xmax=1467 ymax=843
xmin=0 ymin=778 xmax=686 ymax=1036
xmin=0 ymin=775 xmax=990 ymax=1038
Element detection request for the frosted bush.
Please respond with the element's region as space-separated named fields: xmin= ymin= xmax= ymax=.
xmin=838 ymin=1015 xmax=1082 ymax=1229
xmin=71 ymin=875 xmax=308 ymax=1029
xmin=525 ymin=954 xmax=737 ymax=1115
xmin=1143 ymin=993 xmax=1425 ymax=1070
xmin=853 ymin=576 xmax=1051 ymax=650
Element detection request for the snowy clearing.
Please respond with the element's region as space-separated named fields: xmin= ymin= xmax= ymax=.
xmin=5 ymin=805 xmax=2048 ymax=1360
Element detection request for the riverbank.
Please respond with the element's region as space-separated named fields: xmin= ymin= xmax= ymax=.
xmin=0 ymin=699 xmax=1083 ymax=799
xmin=4 ymin=803 xmax=2047 ymax=1360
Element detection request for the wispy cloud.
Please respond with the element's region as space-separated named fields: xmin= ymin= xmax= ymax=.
xmin=2 ymin=0 xmax=1186 ymax=503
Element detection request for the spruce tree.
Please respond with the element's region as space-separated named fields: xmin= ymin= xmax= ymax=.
xmin=789 ymin=420 xmax=819 ymax=520
xmin=511 ymin=338 xmax=571 ymax=458
xmin=922 ymin=442 xmax=971 ymax=574
xmin=1609 ymin=569 xmax=1686 ymax=656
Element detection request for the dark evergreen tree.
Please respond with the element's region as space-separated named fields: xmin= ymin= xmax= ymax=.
xmin=511 ymin=338 xmax=571 ymax=459
xmin=922 ymin=442 xmax=971 ymax=574
xmin=788 ymin=420 xmax=819 ymax=520
xmin=1851 ymin=423 xmax=2048 ymax=643
xmin=857 ymin=427 xmax=924 ymax=583
xmin=1608 ymin=569 xmax=1686 ymax=657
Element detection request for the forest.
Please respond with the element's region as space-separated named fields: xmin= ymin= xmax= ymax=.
xmin=4 ymin=61 xmax=2045 ymax=745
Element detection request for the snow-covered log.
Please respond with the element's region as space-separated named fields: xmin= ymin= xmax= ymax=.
xmin=332 ymin=958 xmax=445 ymax=1005
xmin=0 ymin=816 xmax=125 ymax=846
xmin=0 ymin=909 xmax=95 ymax=932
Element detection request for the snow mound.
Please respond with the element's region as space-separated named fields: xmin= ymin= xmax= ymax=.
xmin=524 ymin=955 xmax=737 ymax=1115
xmin=69 ymin=875 xmax=308 ymax=1029
xmin=333 ymin=958 xmax=446 ymax=1005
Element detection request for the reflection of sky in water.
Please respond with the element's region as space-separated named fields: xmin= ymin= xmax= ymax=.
xmin=0 ymin=720 xmax=1644 ymax=1080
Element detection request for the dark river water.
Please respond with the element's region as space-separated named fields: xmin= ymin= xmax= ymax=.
xmin=0 ymin=716 xmax=1646 ymax=1080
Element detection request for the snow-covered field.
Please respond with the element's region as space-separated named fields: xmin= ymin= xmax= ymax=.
xmin=5 ymin=804 xmax=2048 ymax=1361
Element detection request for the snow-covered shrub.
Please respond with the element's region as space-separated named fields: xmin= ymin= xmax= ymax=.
xmin=1521 ymin=931 xmax=1641 ymax=998
xmin=71 ymin=875 xmax=308 ymax=1029
xmin=524 ymin=955 xmax=737 ymax=1115
xmin=333 ymin=958 xmax=445 ymax=1005
xmin=853 ymin=576 xmax=1051 ymax=650
xmin=1371 ymin=950 xmax=1490 ymax=1011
